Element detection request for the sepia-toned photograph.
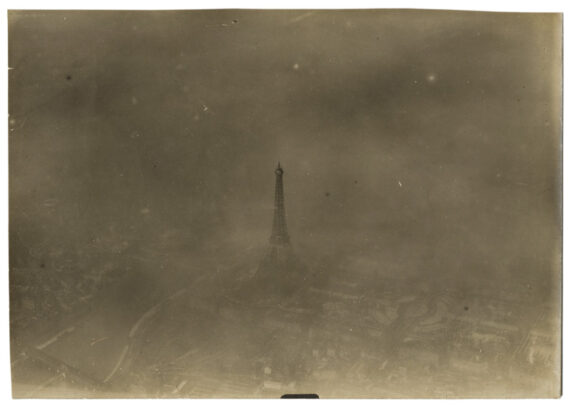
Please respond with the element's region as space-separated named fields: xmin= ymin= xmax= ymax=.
xmin=8 ymin=9 xmax=562 ymax=398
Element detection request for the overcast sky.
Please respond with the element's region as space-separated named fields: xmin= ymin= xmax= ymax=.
xmin=9 ymin=10 xmax=562 ymax=292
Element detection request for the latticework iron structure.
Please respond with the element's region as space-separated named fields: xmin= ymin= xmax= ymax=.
xmin=269 ymin=162 xmax=290 ymax=246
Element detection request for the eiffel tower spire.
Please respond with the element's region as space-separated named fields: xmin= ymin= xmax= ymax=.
xmin=270 ymin=162 xmax=290 ymax=246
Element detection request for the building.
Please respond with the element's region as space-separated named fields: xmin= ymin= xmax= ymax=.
xmin=255 ymin=163 xmax=307 ymax=292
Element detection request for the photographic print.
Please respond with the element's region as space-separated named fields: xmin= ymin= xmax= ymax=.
xmin=8 ymin=9 xmax=562 ymax=398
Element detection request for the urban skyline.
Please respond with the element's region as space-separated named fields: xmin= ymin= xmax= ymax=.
xmin=9 ymin=9 xmax=562 ymax=398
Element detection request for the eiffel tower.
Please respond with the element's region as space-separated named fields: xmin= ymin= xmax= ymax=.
xmin=256 ymin=163 xmax=303 ymax=283
xmin=269 ymin=162 xmax=290 ymax=256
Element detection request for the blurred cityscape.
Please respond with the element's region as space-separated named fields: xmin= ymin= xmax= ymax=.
xmin=10 ymin=165 xmax=560 ymax=398
xmin=9 ymin=9 xmax=561 ymax=399
xmin=9 ymin=246 xmax=560 ymax=398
